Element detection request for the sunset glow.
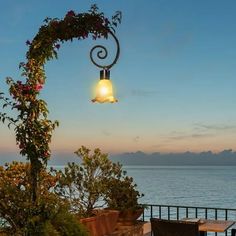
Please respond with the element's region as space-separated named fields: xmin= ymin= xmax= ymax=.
xmin=1 ymin=0 xmax=236 ymax=163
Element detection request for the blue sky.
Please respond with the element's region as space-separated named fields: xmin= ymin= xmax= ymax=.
xmin=1 ymin=0 xmax=236 ymax=162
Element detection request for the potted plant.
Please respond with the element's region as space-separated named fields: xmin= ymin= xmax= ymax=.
xmin=104 ymin=174 xmax=144 ymax=226
xmin=55 ymin=146 xmax=120 ymax=236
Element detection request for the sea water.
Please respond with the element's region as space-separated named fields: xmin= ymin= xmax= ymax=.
xmin=123 ymin=165 xmax=236 ymax=209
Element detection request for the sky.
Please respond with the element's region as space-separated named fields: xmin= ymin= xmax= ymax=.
xmin=0 ymin=0 xmax=236 ymax=163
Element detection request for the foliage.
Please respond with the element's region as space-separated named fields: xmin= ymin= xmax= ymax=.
xmin=0 ymin=5 xmax=121 ymax=201
xmin=0 ymin=161 xmax=88 ymax=235
xmin=0 ymin=161 xmax=56 ymax=231
xmin=105 ymin=179 xmax=144 ymax=211
xmin=104 ymin=176 xmax=144 ymax=211
xmin=0 ymin=148 xmax=143 ymax=233
xmin=54 ymin=146 xmax=124 ymax=217
xmin=54 ymin=145 xmax=144 ymax=216
xmin=24 ymin=206 xmax=88 ymax=236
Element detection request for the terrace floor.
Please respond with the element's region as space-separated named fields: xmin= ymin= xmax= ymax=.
xmin=143 ymin=222 xmax=151 ymax=235
xmin=108 ymin=222 xmax=151 ymax=235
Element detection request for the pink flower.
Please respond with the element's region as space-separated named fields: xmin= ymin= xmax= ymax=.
xmin=51 ymin=21 xmax=59 ymax=27
xmin=23 ymin=85 xmax=31 ymax=91
xmin=26 ymin=40 xmax=31 ymax=46
xmin=66 ymin=10 xmax=75 ymax=17
xmin=95 ymin=22 xmax=102 ymax=29
xmin=35 ymin=84 xmax=43 ymax=91
xmin=82 ymin=32 xmax=88 ymax=39
xmin=55 ymin=44 xmax=60 ymax=49
xmin=44 ymin=151 xmax=50 ymax=158
xmin=104 ymin=18 xmax=109 ymax=25
xmin=15 ymin=104 xmax=21 ymax=110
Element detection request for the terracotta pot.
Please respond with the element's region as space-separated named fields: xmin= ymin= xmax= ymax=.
xmin=80 ymin=215 xmax=103 ymax=236
xmin=94 ymin=209 xmax=119 ymax=235
xmin=118 ymin=208 xmax=144 ymax=226
xmin=103 ymin=209 xmax=120 ymax=234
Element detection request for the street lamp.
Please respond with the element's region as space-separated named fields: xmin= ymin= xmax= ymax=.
xmin=90 ymin=30 xmax=120 ymax=103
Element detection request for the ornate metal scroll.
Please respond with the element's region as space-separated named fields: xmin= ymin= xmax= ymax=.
xmin=89 ymin=30 xmax=120 ymax=70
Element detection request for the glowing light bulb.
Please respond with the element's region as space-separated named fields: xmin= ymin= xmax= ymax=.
xmin=92 ymin=70 xmax=118 ymax=103
xmin=92 ymin=69 xmax=117 ymax=103
xmin=100 ymin=86 xmax=108 ymax=95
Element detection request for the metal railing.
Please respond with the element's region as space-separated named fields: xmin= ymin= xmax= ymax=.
xmin=141 ymin=204 xmax=236 ymax=236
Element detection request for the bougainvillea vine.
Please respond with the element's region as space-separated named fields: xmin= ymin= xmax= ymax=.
xmin=0 ymin=4 xmax=121 ymax=202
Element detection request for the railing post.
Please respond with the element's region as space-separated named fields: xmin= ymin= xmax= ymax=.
xmin=142 ymin=208 xmax=145 ymax=222
xmin=214 ymin=208 xmax=218 ymax=236
xmin=231 ymin=229 xmax=236 ymax=236
xmin=205 ymin=208 xmax=208 ymax=219
xmin=177 ymin=207 xmax=179 ymax=220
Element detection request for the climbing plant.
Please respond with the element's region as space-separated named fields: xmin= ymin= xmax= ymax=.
xmin=0 ymin=4 xmax=121 ymax=202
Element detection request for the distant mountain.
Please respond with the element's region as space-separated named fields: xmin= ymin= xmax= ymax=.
xmin=1 ymin=149 xmax=236 ymax=166
xmin=110 ymin=149 xmax=236 ymax=166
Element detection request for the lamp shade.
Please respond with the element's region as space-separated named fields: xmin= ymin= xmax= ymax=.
xmin=92 ymin=79 xmax=117 ymax=103
xmin=92 ymin=69 xmax=118 ymax=103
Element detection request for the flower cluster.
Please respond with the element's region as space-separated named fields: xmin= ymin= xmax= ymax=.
xmin=10 ymin=81 xmax=43 ymax=98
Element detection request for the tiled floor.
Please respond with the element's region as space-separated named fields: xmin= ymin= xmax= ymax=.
xmin=143 ymin=222 xmax=151 ymax=236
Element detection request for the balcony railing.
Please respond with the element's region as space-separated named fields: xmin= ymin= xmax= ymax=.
xmin=141 ymin=204 xmax=236 ymax=236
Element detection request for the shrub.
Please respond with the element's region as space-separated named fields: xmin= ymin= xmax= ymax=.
xmin=0 ymin=161 xmax=88 ymax=235
xmin=104 ymin=176 xmax=144 ymax=211
xmin=55 ymin=146 xmax=124 ymax=217
xmin=24 ymin=205 xmax=88 ymax=236
xmin=55 ymin=146 xmax=144 ymax=215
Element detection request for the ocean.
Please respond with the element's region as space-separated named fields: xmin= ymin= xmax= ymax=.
xmin=123 ymin=165 xmax=236 ymax=209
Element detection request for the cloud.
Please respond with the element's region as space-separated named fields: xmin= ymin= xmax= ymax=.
xmin=131 ymin=89 xmax=158 ymax=97
xmin=164 ymin=131 xmax=213 ymax=142
xmin=169 ymin=133 xmax=212 ymax=141
xmin=102 ymin=130 xmax=111 ymax=136
xmin=133 ymin=136 xmax=140 ymax=142
xmin=156 ymin=122 xmax=236 ymax=146
xmin=150 ymin=143 xmax=169 ymax=149
xmin=118 ymin=89 xmax=158 ymax=100
xmin=191 ymin=134 xmax=212 ymax=138
xmin=194 ymin=123 xmax=236 ymax=132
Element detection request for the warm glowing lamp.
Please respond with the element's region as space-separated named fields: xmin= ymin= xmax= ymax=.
xmin=92 ymin=69 xmax=118 ymax=103
xmin=90 ymin=29 xmax=120 ymax=103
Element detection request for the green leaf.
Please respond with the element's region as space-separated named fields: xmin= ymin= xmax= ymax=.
xmin=3 ymin=103 xmax=8 ymax=109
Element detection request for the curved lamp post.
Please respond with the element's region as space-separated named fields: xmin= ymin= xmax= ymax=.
xmin=0 ymin=7 xmax=122 ymax=203
xmin=90 ymin=30 xmax=120 ymax=103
